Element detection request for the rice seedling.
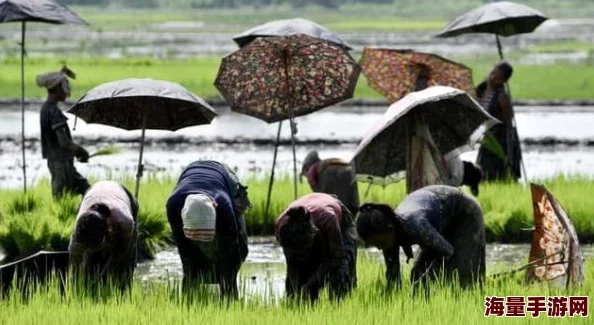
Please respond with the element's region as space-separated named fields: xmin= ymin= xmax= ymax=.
xmin=0 ymin=257 xmax=591 ymax=325
xmin=0 ymin=175 xmax=592 ymax=263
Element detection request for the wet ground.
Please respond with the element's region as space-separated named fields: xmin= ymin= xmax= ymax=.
xmin=0 ymin=18 xmax=593 ymax=62
xmin=1 ymin=106 xmax=594 ymax=188
xmin=136 ymin=238 xmax=594 ymax=299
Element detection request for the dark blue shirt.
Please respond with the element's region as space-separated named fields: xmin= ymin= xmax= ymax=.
xmin=166 ymin=161 xmax=238 ymax=238
xmin=39 ymin=101 xmax=73 ymax=160
xmin=396 ymin=186 xmax=459 ymax=258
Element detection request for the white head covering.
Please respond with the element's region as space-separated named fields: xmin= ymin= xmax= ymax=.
xmin=35 ymin=66 xmax=75 ymax=96
xmin=181 ymin=194 xmax=216 ymax=242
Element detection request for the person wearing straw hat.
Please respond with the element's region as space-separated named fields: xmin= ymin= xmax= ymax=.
xmin=69 ymin=181 xmax=138 ymax=292
xmin=301 ymin=150 xmax=359 ymax=214
xmin=166 ymin=160 xmax=250 ymax=298
xmin=356 ymin=185 xmax=485 ymax=294
xmin=37 ymin=66 xmax=89 ymax=199
xmin=276 ymin=193 xmax=357 ymax=302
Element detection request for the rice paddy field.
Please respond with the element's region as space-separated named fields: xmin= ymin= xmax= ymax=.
xmin=1 ymin=175 xmax=593 ymax=264
xmin=0 ymin=257 xmax=592 ymax=324
xmin=0 ymin=56 xmax=593 ymax=101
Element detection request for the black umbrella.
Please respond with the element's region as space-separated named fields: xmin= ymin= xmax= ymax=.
xmin=68 ymin=78 xmax=218 ymax=198
xmin=435 ymin=1 xmax=548 ymax=59
xmin=0 ymin=0 xmax=88 ymax=193
xmin=233 ymin=17 xmax=351 ymax=50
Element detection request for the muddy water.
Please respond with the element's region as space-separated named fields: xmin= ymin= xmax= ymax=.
xmin=136 ymin=239 xmax=594 ymax=299
xmin=2 ymin=107 xmax=594 ymax=188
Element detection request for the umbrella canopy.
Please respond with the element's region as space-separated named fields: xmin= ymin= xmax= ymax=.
xmin=352 ymin=86 xmax=499 ymax=186
xmin=0 ymin=0 xmax=87 ymax=25
xmin=69 ymin=78 xmax=217 ymax=131
xmin=435 ymin=1 xmax=547 ymax=38
xmin=215 ymin=34 xmax=360 ymax=123
xmin=233 ymin=17 xmax=351 ymax=50
xmin=69 ymin=78 xmax=217 ymax=198
xmin=525 ymin=184 xmax=584 ymax=288
xmin=359 ymin=47 xmax=474 ymax=103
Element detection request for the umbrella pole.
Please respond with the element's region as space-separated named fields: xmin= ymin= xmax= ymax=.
xmin=282 ymin=49 xmax=298 ymax=200
xmin=134 ymin=115 xmax=147 ymax=199
xmin=289 ymin=116 xmax=298 ymax=200
xmin=264 ymin=121 xmax=283 ymax=220
xmin=496 ymin=35 xmax=504 ymax=60
xmin=21 ymin=22 xmax=27 ymax=193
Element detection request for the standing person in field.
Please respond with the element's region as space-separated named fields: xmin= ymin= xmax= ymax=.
xmin=301 ymin=150 xmax=359 ymax=214
xmin=69 ymin=181 xmax=138 ymax=292
xmin=276 ymin=193 xmax=357 ymax=302
xmin=476 ymin=61 xmax=521 ymax=181
xmin=166 ymin=160 xmax=250 ymax=299
xmin=356 ymin=185 xmax=485 ymax=293
xmin=37 ymin=66 xmax=90 ymax=199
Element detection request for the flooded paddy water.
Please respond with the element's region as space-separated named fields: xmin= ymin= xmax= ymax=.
xmin=1 ymin=105 xmax=594 ymax=188
xmin=137 ymin=239 xmax=594 ymax=299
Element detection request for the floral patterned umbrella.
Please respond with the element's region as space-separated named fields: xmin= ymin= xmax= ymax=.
xmin=525 ymin=184 xmax=583 ymax=288
xmin=359 ymin=47 xmax=474 ymax=103
xmin=215 ymin=33 xmax=359 ymax=202
xmin=215 ymin=34 xmax=360 ymax=123
xmin=352 ymin=86 xmax=499 ymax=186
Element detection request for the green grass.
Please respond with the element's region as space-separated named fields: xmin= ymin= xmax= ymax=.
xmin=531 ymin=42 xmax=594 ymax=53
xmin=0 ymin=257 xmax=593 ymax=324
xmin=1 ymin=176 xmax=593 ymax=263
xmin=1 ymin=56 xmax=594 ymax=101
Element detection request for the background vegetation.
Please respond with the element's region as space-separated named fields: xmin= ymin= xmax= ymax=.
xmin=1 ymin=56 xmax=593 ymax=101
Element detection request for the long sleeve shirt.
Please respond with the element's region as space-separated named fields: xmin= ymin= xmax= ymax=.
xmin=166 ymin=161 xmax=239 ymax=240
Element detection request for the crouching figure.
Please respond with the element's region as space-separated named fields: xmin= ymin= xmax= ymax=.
xmin=276 ymin=193 xmax=357 ymax=302
xmin=69 ymin=181 xmax=138 ymax=291
xmin=357 ymin=185 xmax=485 ymax=293
xmin=166 ymin=161 xmax=250 ymax=299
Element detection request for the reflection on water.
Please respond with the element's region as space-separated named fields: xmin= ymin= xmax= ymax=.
xmin=136 ymin=239 xmax=594 ymax=300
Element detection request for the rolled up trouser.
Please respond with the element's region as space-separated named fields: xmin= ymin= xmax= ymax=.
xmin=47 ymin=159 xmax=90 ymax=198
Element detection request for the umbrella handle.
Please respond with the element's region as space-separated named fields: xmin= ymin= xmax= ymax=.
xmin=496 ymin=35 xmax=504 ymax=60
xmin=21 ymin=22 xmax=27 ymax=194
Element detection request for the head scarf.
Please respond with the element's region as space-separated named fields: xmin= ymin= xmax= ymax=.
xmin=181 ymin=193 xmax=216 ymax=242
xmin=35 ymin=66 xmax=76 ymax=96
